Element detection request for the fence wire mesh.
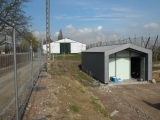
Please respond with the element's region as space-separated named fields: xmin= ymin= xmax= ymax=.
xmin=0 ymin=26 xmax=16 ymax=120
xmin=0 ymin=20 xmax=46 ymax=120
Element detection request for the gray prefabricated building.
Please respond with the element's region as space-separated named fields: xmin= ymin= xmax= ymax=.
xmin=82 ymin=43 xmax=152 ymax=84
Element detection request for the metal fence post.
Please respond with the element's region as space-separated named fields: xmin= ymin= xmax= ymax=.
xmin=13 ymin=26 xmax=19 ymax=120
xmin=30 ymin=40 xmax=33 ymax=87
xmin=40 ymin=45 xmax=41 ymax=70
xmin=38 ymin=44 xmax=40 ymax=74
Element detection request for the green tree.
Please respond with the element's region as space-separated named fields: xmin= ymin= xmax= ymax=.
xmin=20 ymin=39 xmax=30 ymax=52
xmin=58 ymin=29 xmax=63 ymax=40
xmin=19 ymin=31 xmax=39 ymax=52
xmin=28 ymin=33 xmax=39 ymax=52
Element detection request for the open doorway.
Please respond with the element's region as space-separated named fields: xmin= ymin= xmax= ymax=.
xmin=131 ymin=57 xmax=140 ymax=78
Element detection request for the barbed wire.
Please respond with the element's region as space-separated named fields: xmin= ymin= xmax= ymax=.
xmin=87 ymin=36 xmax=159 ymax=50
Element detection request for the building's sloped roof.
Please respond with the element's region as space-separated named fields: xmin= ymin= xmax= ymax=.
xmin=43 ymin=38 xmax=83 ymax=45
xmin=84 ymin=44 xmax=121 ymax=52
xmin=55 ymin=38 xmax=77 ymax=43
xmin=83 ymin=43 xmax=152 ymax=54
xmin=53 ymin=38 xmax=86 ymax=45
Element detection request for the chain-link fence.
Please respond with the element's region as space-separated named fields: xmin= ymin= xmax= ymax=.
xmin=0 ymin=19 xmax=46 ymax=120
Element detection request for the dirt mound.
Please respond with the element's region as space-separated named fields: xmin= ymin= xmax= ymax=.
xmin=23 ymin=59 xmax=112 ymax=120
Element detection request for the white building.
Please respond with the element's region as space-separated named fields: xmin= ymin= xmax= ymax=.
xmin=43 ymin=38 xmax=86 ymax=54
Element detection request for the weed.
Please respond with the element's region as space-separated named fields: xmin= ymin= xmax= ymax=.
xmin=90 ymin=96 xmax=111 ymax=118
xmin=91 ymin=96 xmax=99 ymax=100
xmin=54 ymin=92 xmax=58 ymax=95
xmin=49 ymin=71 xmax=54 ymax=75
xmin=152 ymin=66 xmax=160 ymax=71
xmin=77 ymin=71 xmax=93 ymax=83
xmin=70 ymin=105 xmax=79 ymax=112
xmin=82 ymin=100 xmax=86 ymax=103
xmin=62 ymin=84 xmax=71 ymax=90
xmin=79 ymin=87 xmax=85 ymax=93
xmin=45 ymin=114 xmax=52 ymax=118
xmin=43 ymin=101 xmax=52 ymax=107
xmin=61 ymin=110 xmax=68 ymax=114
xmin=80 ymin=89 xmax=85 ymax=93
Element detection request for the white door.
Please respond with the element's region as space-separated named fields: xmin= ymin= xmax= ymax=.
xmin=116 ymin=58 xmax=130 ymax=80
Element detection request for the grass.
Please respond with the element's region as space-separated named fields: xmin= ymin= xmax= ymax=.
xmin=51 ymin=53 xmax=94 ymax=86
xmin=80 ymin=89 xmax=85 ymax=93
xmin=152 ymin=66 xmax=160 ymax=71
xmin=54 ymin=92 xmax=58 ymax=95
xmin=45 ymin=114 xmax=52 ymax=118
xmin=79 ymin=86 xmax=86 ymax=93
xmin=54 ymin=54 xmax=81 ymax=61
xmin=77 ymin=70 xmax=93 ymax=82
xmin=90 ymin=96 xmax=113 ymax=119
xmin=152 ymin=61 xmax=160 ymax=71
xmin=70 ymin=105 xmax=79 ymax=112
xmin=62 ymin=84 xmax=71 ymax=90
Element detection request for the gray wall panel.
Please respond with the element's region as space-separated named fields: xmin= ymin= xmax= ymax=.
xmin=140 ymin=53 xmax=152 ymax=80
xmin=148 ymin=54 xmax=152 ymax=80
xmin=144 ymin=54 xmax=148 ymax=80
xmin=104 ymin=54 xmax=109 ymax=83
xmin=82 ymin=52 xmax=104 ymax=83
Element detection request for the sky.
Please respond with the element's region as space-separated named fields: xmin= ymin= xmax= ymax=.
xmin=23 ymin=0 xmax=160 ymax=44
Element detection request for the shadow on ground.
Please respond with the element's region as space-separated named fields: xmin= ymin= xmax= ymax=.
xmin=143 ymin=100 xmax=160 ymax=110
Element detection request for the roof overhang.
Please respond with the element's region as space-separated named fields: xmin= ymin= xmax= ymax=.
xmin=105 ymin=43 xmax=152 ymax=55
xmin=83 ymin=43 xmax=152 ymax=55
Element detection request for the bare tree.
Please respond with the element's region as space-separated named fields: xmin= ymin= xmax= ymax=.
xmin=0 ymin=0 xmax=32 ymax=31
xmin=153 ymin=46 xmax=160 ymax=62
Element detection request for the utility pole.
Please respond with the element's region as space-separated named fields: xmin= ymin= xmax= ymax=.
xmin=46 ymin=0 xmax=51 ymax=71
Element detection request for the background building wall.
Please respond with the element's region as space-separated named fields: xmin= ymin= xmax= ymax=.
xmin=43 ymin=39 xmax=86 ymax=54
xmin=51 ymin=42 xmax=60 ymax=53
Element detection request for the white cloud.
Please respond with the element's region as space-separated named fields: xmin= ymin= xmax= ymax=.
xmin=66 ymin=24 xmax=74 ymax=29
xmin=67 ymin=25 xmax=92 ymax=35
xmin=55 ymin=15 xmax=82 ymax=20
xmin=111 ymin=7 xmax=130 ymax=12
xmin=125 ymin=15 xmax=141 ymax=18
xmin=94 ymin=13 xmax=123 ymax=18
xmin=66 ymin=24 xmax=77 ymax=35
xmin=33 ymin=31 xmax=46 ymax=40
xmin=55 ymin=14 xmax=66 ymax=20
xmin=109 ymin=34 xmax=118 ymax=40
xmin=144 ymin=23 xmax=159 ymax=29
xmin=55 ymin=32 xmax=59 ymax=37
xmin=66 ymin=25 xmax=106 ymax=44
xmin=131 ymin=23 xmax=138 ymax=28
xmin=93 ymin=7 xmax=100 ymax=10
xmin=80 ymin=28 xmax=92 ymax=33
xmin=63 ymin=24 xmax=160 ymax=45
xmin=96 ymin=33 xmax=106 ymax=41
xmin=97 ymin=26 xmax=102 ymax=31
